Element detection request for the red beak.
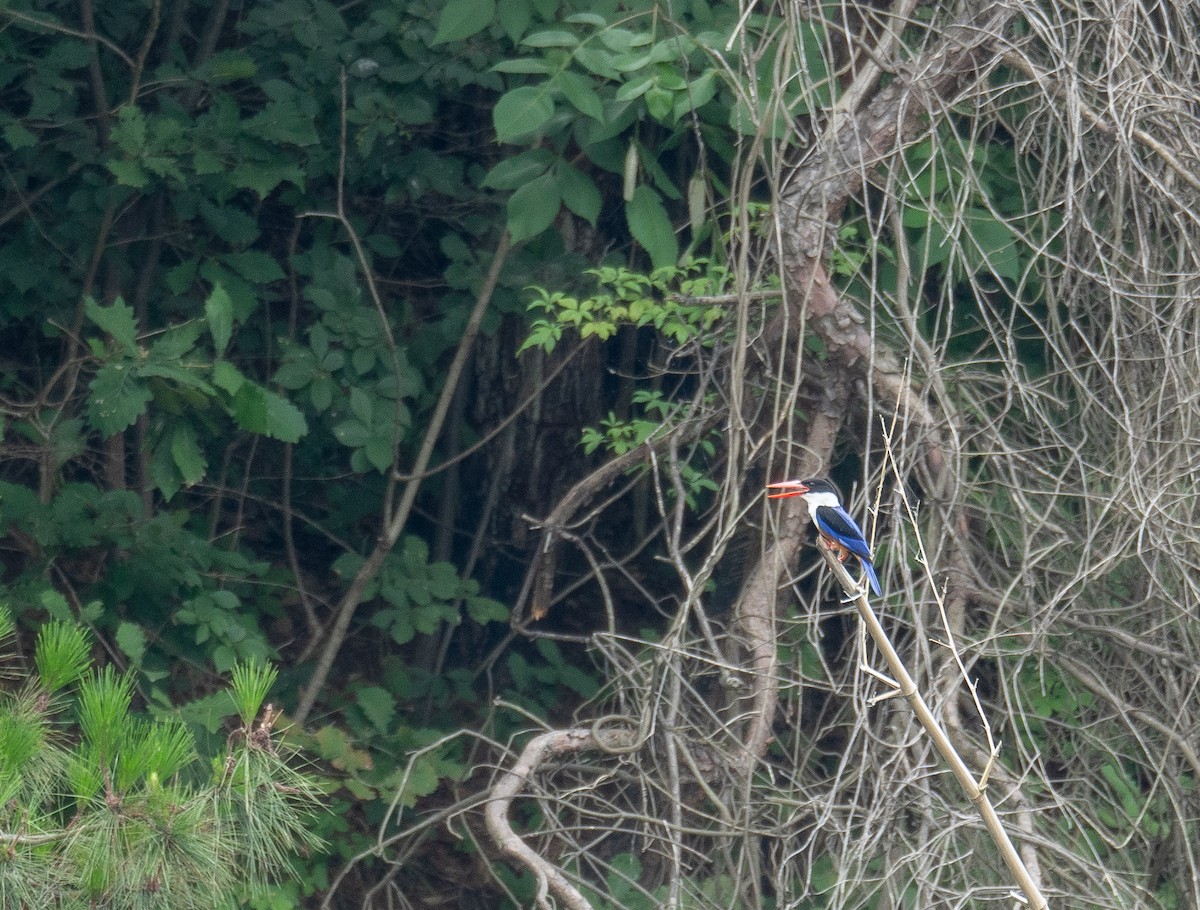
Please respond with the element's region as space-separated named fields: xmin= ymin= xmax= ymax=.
xmin=766 ymin=480 xmax=810 ymax=500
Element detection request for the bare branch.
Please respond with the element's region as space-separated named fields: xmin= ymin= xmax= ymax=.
xmin=484 ymin=727 xmax=640 ymax=910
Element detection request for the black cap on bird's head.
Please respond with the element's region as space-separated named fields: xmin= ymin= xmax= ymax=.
xmin=766 ymin=477 xmax=841 ymax=500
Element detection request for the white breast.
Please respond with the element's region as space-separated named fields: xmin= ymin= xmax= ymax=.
xmin=803 ymin=490 xmax=841 ymax=517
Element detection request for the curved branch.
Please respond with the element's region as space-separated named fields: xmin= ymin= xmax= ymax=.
xmin=484 ymin=726 xmax=639 ymax=910
xmin=513 ymin=414 xmax=717 ymax=624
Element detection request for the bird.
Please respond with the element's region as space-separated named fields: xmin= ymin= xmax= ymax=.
xmin=766 ymin=477 xmax=881 ymax=596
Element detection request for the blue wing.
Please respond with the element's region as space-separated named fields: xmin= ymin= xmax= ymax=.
xmin=812 ymin=505 xmax=871 ymax=560
xmin=813 ymin=504 xmax=882 ymax=595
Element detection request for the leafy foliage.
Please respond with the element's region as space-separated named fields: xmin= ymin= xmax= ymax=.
xmin=1 ymin=0 xmax=1194 ymax=908
xmin=0 ymin=605 xmax=321 ymax=909
xmin=0 ymin=0 xmax=579 ymax=901
xmin=521 ymin=260 xmax=733 ymax=352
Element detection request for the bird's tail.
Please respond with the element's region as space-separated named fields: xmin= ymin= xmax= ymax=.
xmin=860 ymin=558 xmax=882 ymax=596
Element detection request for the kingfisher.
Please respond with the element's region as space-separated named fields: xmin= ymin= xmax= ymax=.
xmin=767 ymin=477 xmax=881 ymax=596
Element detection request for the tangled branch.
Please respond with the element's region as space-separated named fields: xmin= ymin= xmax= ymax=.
xmin=397 ymin=1 xmax=1200 ymax=906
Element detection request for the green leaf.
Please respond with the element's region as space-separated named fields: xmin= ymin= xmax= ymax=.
xmin=148 ymin=321 xmax=204 ymax=361
xmin=565 ymin=12 xmax=607 ymax=26
xmin=165 ymin=258 xmax=198 ymax=295
xmin=644 ymin=85 xmax=673 ymax=121
xmin=607 ymin=853 xmax=644 ymax=906
xmin=522 ymin=30 xmax=578 ymax=48
xmin=170 ymin=424 xmax=207 ymax=487
xmin=363 ymin=434 xmax=394 ymax=473
xmin=558 ymin=663 xmax=600 ymax=698
xmin=432 ymin=0 xmax=495 ymax=44
xmin=150 ymin=435 xmax=183 ymax=501
xmin=598 ymin=29 xmax=641 ymax=53
xmin=137 ymin=362 xmax=215 ymax=394
xmin=675 ymin=69 xmax=718 ymax=120
xmin=197 ymin=202 xmax=261 ymax=247
xmin=231 ymin=383 xmax=308 ymax=443
xmin=107 ymin=159 xmax=149 ymax=188
xmin=211 ymin=359 xmax=246 ymax=395
xmin=426 ymin=562 xmax=462 ymax=600
xmin=497 ymin=0 xmax=532 ymax=42
xmin=231 ymin=160 xmax=306 ymax=198
xmin=273 ymin=359 xmax=311 ymax=391
xmin=555 ymin=70 xmax=604 ymax=120
xmin=355 ymin=686 xmax=397 ymax=732
xmin=85 ymin=297 xmax=139 ymax=356
xmin=222 ymin=250 xmax=285 ymax=284
xmin=243 ymin=100 xmax=319 ymax=147
xmin=481 ymin=148 xmax=555 ymax=190
xmin=490 ymin=59 xmax=553 ymax=74
xmin=88 ymin=365 xmax=152 ymax=436
xmin=3 ymin=121 xmax=36 ymax=150
xmin=626 ymin=185 xmax=678 ymax=270
xmin=555 ymin=163 xmax=602 ymax=225
xmin=205 ymin=284 xmax=234 ymax=354
xmin=507 ymin=172 xmax=560 ymax=242
xmin=733 ymin=95 xmax=796 ymax=139
xmin=333 ymin=419 xmax=370 ymax=448
xmin=311 ymin=377 xmax=335 ymax=411
xmin=507 ymin=652 xmax=533 ymax=689
xmin=110 ymin=105 xmax=146 ymax=153
xmin=350 ymin=348 xmax=373 ymax=374
xmin=198 ymin=50 xmax=258 ymax=82
xmin=349 ymin=386 xmax=374 ymax=423
xmin=384 ymin=610 xmax=415 ymax=645
xmin=39 ymin=589 xmax=72 ymax=623
xmin=115 ymin=621 xmax=146 ymax=665
xmin=573 ymin=46 xmax=619 ymax=79
xmin=392 ymin=755 xmax=442 ymax=808
xmin=615 ymin=77 xmax=653 ymax=102
xmin=467 ymin=595 xmax=510 ymax=624
xmin=637 ymin=145 xmax=681 ymax=199
xmin=494 ymin=86 xmax=555 ymax=143
xmin=966 ymin=210 xmax=1021 ymax=281
xmin=402 ymin=535 xmax=430 ymax=566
